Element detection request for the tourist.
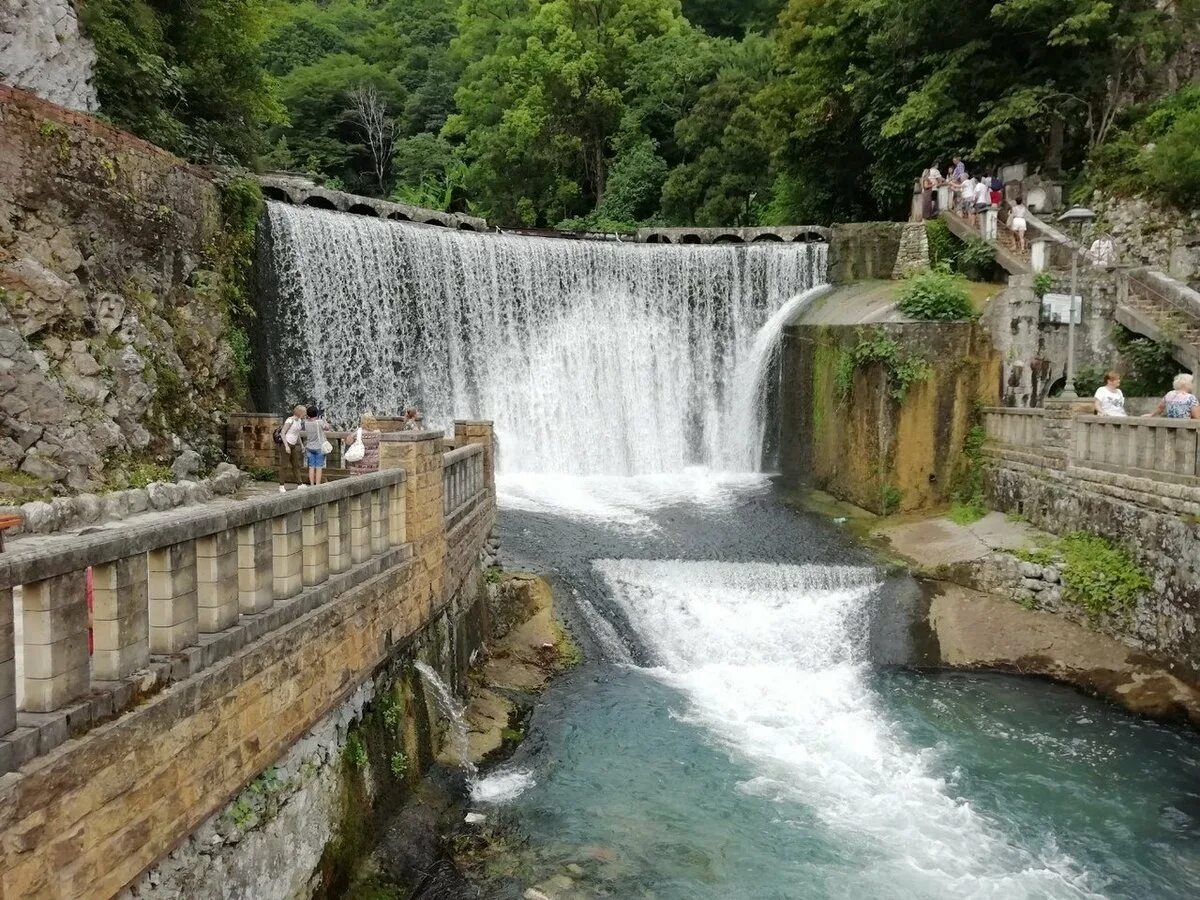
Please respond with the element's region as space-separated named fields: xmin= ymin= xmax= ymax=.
xmin=278 ymin=404 xmax=306 ymax=491
xmin=950 ymin=157 xmax=966 ymax=184
xmin=959 ymin=173 xmax=977 ymax=219
xmin=1093 ymin=372 xmax=1126 ymax=417
xmin=1146 ymin=374 xmax=1200 ymax=419
xmin=1009 ymin=197 xmax=1029 ymax=252
xmin=973 ymin=177 xmax=991 ymax=216
xmin=989 ymin=172 xmax=1004 ymax=207
xmin=920 ymin=165 xmax=939 ymax=219
xmin=402 ymin=407 xmax=424 ymax=431
xmin=347 ymin=414 xmax=382 ymax=474
xmin=302 ymin=404 xmax=329 ymax=486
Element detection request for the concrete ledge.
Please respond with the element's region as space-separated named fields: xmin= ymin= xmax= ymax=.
xmin=0 ymin=469 xmax=405 ymax=589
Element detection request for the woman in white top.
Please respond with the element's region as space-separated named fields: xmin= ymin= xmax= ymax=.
xmin=1009 ymin=199 xmax=1029 ymax=252
xmin=1093 ymin=372 xmax=1126 ymax=417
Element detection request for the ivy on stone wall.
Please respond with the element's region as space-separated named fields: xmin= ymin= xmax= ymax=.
xmin=207 ymin=176 xmax=263 ymax=394
xmin=836 ymin=329 xmax=933 ymax=405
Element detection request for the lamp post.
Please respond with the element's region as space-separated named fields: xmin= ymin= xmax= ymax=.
xmin=1057 ymin=205 xmax=1096 ymax=399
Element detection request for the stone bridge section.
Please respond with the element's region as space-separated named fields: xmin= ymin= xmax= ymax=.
xmin=257 ymin=174 xmax=488 ymax=232
xmin=637 ymin=225 xmax=830 ymax=244
xmin=0 ymin=423 xmax=495 ymax=898
xmin=982 ymin=401 xmax=1200 ymax=668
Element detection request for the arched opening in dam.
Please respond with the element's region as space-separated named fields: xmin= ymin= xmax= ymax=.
xmin=254 ymin=203 xmax=1200 ymax=899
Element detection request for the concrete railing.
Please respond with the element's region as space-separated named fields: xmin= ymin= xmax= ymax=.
xmin=0 ymin=469 xmax=407 ymax=764
xmin=983 ymin=408 xmax=1045 ymax=449
xmin=1075 ymin=416 xmax=1200 ymax=480
xmin=443 ymin=444 xmax=486 ymax=522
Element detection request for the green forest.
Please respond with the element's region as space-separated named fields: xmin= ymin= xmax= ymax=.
xmin=81 ymin=0 xmax=1200 ymax=228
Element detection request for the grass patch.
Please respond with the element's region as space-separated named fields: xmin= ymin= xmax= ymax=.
xmin=948 ymin=498 xmax=987 ymax=525
xmin=1014 ymin=533 xmax=1150 ymax=619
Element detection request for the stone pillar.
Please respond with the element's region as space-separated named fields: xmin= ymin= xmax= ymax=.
xmin=196 ymin=531 xmax=239 ymax=633
xmin=22 ymin=571 xmax=89 ymax=711
xmin=148 ymin=541 xmax=198 ymax=653
xmin=370 ymin=488 xmax=388 ymax=556
xmin=327 ymin=497 xmax=351 ymax=574
xmin=890 ymin=222 xmax=930 ymax=279
xmin=348 ymin=494 xmax=371 ymax=564
xmin=1041 ymin=397 xmax=1091 ymax=469
xmin=1030 ymin=238 xmax=1050 ymax=272
xmin=982 ymin=208 xmax=998 ymax=241
xmin=936 ymin=184 xmax=952 ymax=215
xmin=381 ymin=431 xmax=447 ymax=619
xmin=237 ymin=520 xmax=274 ymax=615
xmin=1 ymin=587 xmax=14 ymax=736
xmin=92 ymin=555 xmax=150 ymax=680
xmin=453 ymin=421 xmax=495 ymax=493
xmin=388 ymin=479 xmax=407 ymax=547
xmin=302 ymin=505 xmax=329 ymax=587
xmin=272 ymin=511 xmax=303 ymax=600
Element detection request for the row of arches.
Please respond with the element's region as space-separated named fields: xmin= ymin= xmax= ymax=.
xmin=642 ymin=231 xmax=826 ymax=245
xmin=260 ymin=185 xmax=482 ymax=231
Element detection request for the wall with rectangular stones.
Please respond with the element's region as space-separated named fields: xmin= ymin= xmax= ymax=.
xmin=0 ymin=425 xmax=497 ymax=897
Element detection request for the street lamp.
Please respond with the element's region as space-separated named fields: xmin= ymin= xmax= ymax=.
xmin=1057 ymin=205 xmax=1096 ymax=399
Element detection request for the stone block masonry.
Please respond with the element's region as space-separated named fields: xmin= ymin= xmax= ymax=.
xmin=0 ymin=423 xmax=497 ymax=896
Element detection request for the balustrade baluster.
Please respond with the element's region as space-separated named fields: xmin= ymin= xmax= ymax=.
xmin=272 ymin=512 xmax=303 ymax=600
xmin=349 ymin=494 xmax=371 ymax=564
xmin=370 ymin=489 xmax=388 ymax=555
xmin=22 ymin=571 xmax=89 ymax=711
xmin=148 ymin=541 xmax=198 ymax=653
xmin=196 ymin=531 xmax=239 ymax=633
xmin=1 ymin=587 xmax=14 ymax=736
xmin=238 ymin=520 xmax=274 ymax=614
xmin=92 ymin=555 xmax=150 ymax=680
xmin=389 ymin=481 xmax=406 ymax=547
xmin=328 ymin=497 xmax=351 ymax=574
xmin=302 ymin=505 xmax=330 ymax=587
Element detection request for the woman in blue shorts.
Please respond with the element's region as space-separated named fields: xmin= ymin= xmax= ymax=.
xmin=301 ymin=404 xmax=329 ymax=485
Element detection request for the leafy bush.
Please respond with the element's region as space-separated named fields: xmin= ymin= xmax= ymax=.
xmin=925 ymin=219 xmax=958 ymax=268
xmin=1032 ymin=272 xmax=1053 ymax=299
xmin=956 ymin=238 xmax=995 ymax=282
xmin=841 ymin=330 xmax=932 ymax=403
xmin=897 ymin=267 xmax=975 ymax=321
xmin=1058 ymin=533 xmax=1150 ymax=619
xmin=1147 ymin=108 xmax=1200 ymax=208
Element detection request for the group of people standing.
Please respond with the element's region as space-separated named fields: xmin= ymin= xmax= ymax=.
xmin=1093 ymin=372 xmax=1200 ymax=420
xmin=276 ymin=405 xmax=426 ymax=489
xmin=919 ymin=158 xmax=1030 ymax=251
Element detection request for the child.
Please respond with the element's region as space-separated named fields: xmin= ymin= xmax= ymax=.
xmin=302 ymin=404 xmax=328 ymax=486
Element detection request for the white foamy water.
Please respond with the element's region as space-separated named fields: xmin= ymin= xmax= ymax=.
xmin=595 ymin=559 xmax=1105 ymax=899
xmin=259 ymin=204 xmax=825 ymax=474
xmin=470 ymin=767 xmax=536 ymax=804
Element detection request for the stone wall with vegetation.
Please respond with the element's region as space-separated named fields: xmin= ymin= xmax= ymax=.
xmin=780 ymin=320 xmax=999 ymax=514
xmin=0 ymin=85 xmax=255 ymax=497
xmin=1090 ymin=192 xmax=1200 ymax=289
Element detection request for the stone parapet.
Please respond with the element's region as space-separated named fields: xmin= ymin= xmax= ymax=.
xmin=0 ymin=428 xmax=498 ymax=897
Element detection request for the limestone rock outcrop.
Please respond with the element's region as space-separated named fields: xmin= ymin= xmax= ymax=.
xmin=0 ymin=0 xmax=99 ymax=112
xmin=0 ymin=85 xmax=244 ymax=492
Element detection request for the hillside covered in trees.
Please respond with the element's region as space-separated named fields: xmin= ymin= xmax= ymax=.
xmin=81 ymin=0 xmax=1199 ymax=228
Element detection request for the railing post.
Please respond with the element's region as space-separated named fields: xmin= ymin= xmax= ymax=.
xmin=237 ymin=520 xmax=274 ymax=615
xmin=272 ymin=511 xmax=303 ymax=600
xmin=302 ymin=505 xmax=330 ymax=587
xmin=196 ymin=531 xmax=239 ymax=633
xmin=327 ymin=497 xmax=351 ymax=574
xmin=92 ymin=555 xmax=150 ymax=680
xmin=982 ymin=208 xmax=998 ymax=241
xmin=1 ymin=587 xmax=15 ymax=737
xmin=348 ymin=494 xmax=371 ymax=564
xmin=22 ymin=571 xmax=89 ymax=711
xmin=454 ymin=420 xmax=496 ymax=493
xmin=148 ymin=541 xmax=198 ymax=653
xmin=381 ymin=431 xmax=447 ymax=616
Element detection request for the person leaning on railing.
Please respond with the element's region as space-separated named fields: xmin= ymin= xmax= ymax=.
xmin=1093 ymin=372 xmax=1127 ymax=417
xmin=1145 ymin=374 xmax=1200 ymax=420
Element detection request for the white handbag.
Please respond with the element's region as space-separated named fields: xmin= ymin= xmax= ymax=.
xmin=343 ymin=427 xmax=365 ymax=464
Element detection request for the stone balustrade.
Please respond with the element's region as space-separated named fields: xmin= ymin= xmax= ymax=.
xmin=0 ymin=468 xmax=408 ymax=772
xmin=1074 ymin=416 xmax=1200 ymax=482
xmin=443 ymin=444 xmax=486 ymax=523
xmin=982 ymin=408 xmax=1045 ymax=450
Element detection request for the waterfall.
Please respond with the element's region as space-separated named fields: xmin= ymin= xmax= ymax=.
xmin=414 ymin=662 xmax=476 ymax=778
xmin=257 ymin=203 xmax=826 ymax=475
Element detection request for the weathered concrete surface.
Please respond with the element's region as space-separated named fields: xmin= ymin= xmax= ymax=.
xmin=780 ymin=311 xmax=1000 ymax=513
xmin=827 ymin=222 xmax=904 ymax=284
xmin=928 ymin=583 xmax=1200 ymax=725
xmin=0 ymin=0 xmax=98 ymax=112
xmin=878 ymin=511 xmax=1042 ymax=566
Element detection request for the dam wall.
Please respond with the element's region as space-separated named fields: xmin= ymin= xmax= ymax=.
xmin=0 ymin=425 xmax=496 ymax=898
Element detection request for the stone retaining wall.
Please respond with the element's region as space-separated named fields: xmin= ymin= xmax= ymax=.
xmin=0 ymin=424 xmax=497 ymax=897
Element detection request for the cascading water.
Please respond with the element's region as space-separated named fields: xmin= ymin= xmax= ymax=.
xmin=414 ymin=662 xmax=476 ymax=779
xmin=257 ymin=202 xmax=826 ymax=474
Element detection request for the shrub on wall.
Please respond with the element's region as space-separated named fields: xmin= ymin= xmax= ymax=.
xmin=897 ymin=266 xmax=975 ymax=321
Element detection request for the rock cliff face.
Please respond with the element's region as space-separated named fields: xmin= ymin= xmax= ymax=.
xmin=0 ymin=0 xmax=99 ymax=112
xmin=0 ymin=85 xmax=244 ymax=494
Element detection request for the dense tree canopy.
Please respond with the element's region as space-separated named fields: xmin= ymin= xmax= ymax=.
xmin=81 ymin=0 xmax=1199 ymax=227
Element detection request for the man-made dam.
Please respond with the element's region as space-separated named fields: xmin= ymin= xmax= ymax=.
xmin=2 ymin=104 xmax=1200 ymax=898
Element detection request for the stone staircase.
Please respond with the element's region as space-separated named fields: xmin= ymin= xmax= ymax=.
xmin=942 ymin=208 xmax=1200 ymax=371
